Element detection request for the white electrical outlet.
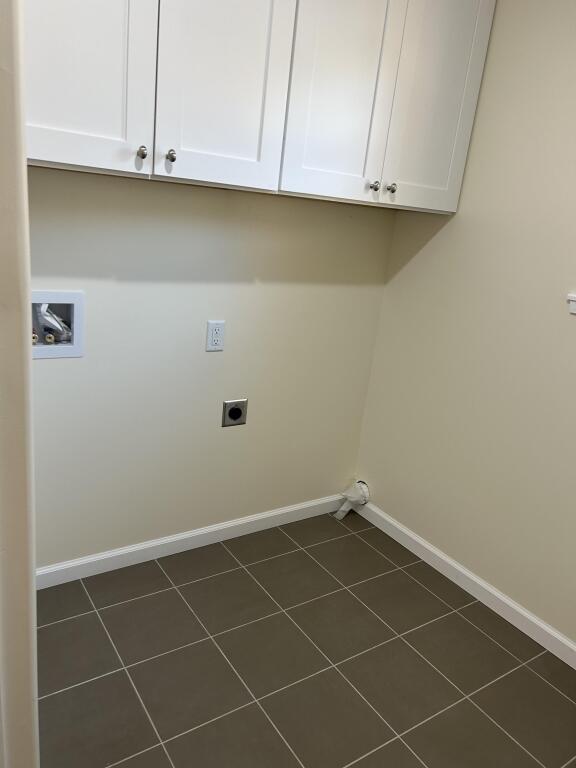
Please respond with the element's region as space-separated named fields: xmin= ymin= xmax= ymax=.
xmin=206 ymin=320 xmax=225 ymax=351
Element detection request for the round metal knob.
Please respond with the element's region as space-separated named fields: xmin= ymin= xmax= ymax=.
xmin=386 ymin=182 xmax=398 ymax=193
xmin=166 ymin=149 xmax=177 ymax=162
xmin=136 ymin=145 xmax=148 ymax=159
xmin=369 ymin=180 xmax=381 ymax=192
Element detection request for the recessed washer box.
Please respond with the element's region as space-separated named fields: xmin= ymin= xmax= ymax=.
xmin=31 ymin=290 xmax=85 ymax=359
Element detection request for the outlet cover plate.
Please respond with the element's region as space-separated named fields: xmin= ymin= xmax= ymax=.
xmin=222 ymin=399 xmax=248 ymax=427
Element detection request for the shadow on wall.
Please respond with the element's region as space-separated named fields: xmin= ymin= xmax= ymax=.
xmin=28 ymin=167 xmax=394 ymax=287
xmin=385 ymin=209 xmax=451 ymax=283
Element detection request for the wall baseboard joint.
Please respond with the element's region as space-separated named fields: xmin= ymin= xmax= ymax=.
xmin=36 ymin=495 xmax=342 ymax=589
xmin=360 ymin=502 xmax=576 ymax=671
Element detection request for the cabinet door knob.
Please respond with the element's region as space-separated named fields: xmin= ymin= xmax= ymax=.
xmin=136 ymin=145 xmax=148 ymax=159
xmin=166 ymin=149 xmax=177 ymax=162
xmin=386 ymin=182 xmax=398 ymax=193
xmin=369 ymin=180 xmax=381 ymax=191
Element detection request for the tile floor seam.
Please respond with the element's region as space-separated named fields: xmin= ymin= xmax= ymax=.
xmin=467 ymin=698 xmax=547 ymax=768
xmin=154 ymin=557 xmax=309 ymax=768
xmin=95 ymin=586 xmax=176 ymax=612
xmin=351 ymin=529 xmax=422 ymax=568
xmin=37 ymin=609 xmax=96 ymax=629
xmin=220 ymin=539 xmax=433 ymax=768
xmin=79 ymin=579 xmax=178 ymax=768
xmin=524 ymin=662 xmax=576 ymax=710
xmin=38 ymin=667 xmax=125 ymax=701
xmin=226 ymin=546 xmax=303 ymax=568
xmin=560 ymin=755 xmax=576 ymax=768
xmin=399 ymin=633 xmax=549 ymax=768
xmin=339 ymin=737 xmax=399 ymax=768
xmin=104 ymin=743 xmax=160 ymax=768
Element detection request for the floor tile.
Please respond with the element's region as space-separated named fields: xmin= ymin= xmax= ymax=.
xmin=100 ymin=589 xmax=206 ymax=665
xmin=404 ymin=700 xmax=540 ymax=768
xmin=167 ymin=703 xmax=300 ymax=768
xmin=217 ymin=613 xmax=326 ymax=697
xmin=37 ymin=580 xmax=93 ymax=626
xmin=359 ymin=529 xmax=420 ymax=567
xmin=352 ymin=570 xmax=448 ymax=634
xmin=459 ymin=602 xmax=543 ymax=661
xmin=338 ymin=511 xmax=375 ymax=533
xmin=406 ymin=613 xmax=518 ymax=693
xmin=249 ymin=550 xmax=339 ymax=608
xmin=262 ymin=668 xmax=393 ymax=768
xmin=129 ymin=640 xmax=250 ymax=740
xmin=473 ymin=666 xmax=576 ymax=767
xmin=158 ymin=543 xmax=238 ymax=586
xmin=289 ymin=589 xmax=393 ymax=663
xmin=180 ymin=568 xmax=278 ymax=634
xmin=117 ymin=747 xmax=172 ymax=767
xmin=529 ymin=651 xmax=576 ymax=704
xmin=340 ymin=638 xmax=461 ymax=732
xmin=83 ymin=561 xmax=171 ymax=608
xmin=404 ymin=561 xmax=473 ymax=609
xmin=224 ymin=527 xmax=295 ymax=564
xmin=280 ymin=514 xmax=348 ymax=546
xmin=308 ymin=535 xmax=395 ymax=586
xmin=38 ymin=612 xmax=120 ymax=697
xmin=39 ymin=670 xmax=157 ymax=768
xmin=354 ymin=740 xmax=423 ymax=767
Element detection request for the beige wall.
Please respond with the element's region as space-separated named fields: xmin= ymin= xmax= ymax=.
xmin=29 ymin=168 xmax=393 ymax=566
xmin=358 ymin=0 xmax=576 ymax=642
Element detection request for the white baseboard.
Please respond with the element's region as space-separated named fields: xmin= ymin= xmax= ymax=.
xmin=36 ymin=495 xmax=342 ymax=589
xmin=361 ymin=502 xmax=576 ymax=671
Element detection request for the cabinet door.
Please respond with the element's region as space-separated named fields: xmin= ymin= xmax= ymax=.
xmin=380 ymin=0 xmax=495 ymax=212
xmin=280 ymin=0 xmax=405 ymax=203
xmin=24 ymin=0 xmax=158 ymax=174
xmin=154 ymin=0 xmax=296 ymax=190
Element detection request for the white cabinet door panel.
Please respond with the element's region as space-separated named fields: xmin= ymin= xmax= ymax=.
xmin=154 ymin=0 xmax=296 ymax=190
xmin=380 ymin=0 xmax=495 ymax=212
xmin=24 ymin=0 xmax=158 ymax=174
xmin=281 ymin=0 xmax=405 ymax=203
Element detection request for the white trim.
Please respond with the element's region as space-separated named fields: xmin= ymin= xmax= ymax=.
xmin=36 ymin=495 xmax=342 ymax=589
xmin=361 ymin=502 xmax=576 ymax=671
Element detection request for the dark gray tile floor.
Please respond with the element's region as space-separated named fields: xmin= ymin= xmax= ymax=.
xmin=37 ymin=514 xmax=576 ymax=768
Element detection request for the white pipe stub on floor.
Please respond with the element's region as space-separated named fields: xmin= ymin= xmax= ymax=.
xmin=334 ymin=480 xmax=371 ymax=520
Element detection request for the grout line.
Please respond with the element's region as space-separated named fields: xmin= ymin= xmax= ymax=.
xmin=523 ymin=658 xmax=576 ymax=709
xmin=229 ymin=547 xmax=303 ymax=568
xmin=95 ymin=586 xmax=176 ymax=612
xmin=37 ymin=609 xmax=96 ymax=629
xmin=352 ymin=528 xmax=422 ymax=567
xmin=105 ymin=743 xmax=161 ymax=768
xmin=38 ymin=667 xmax=124 ymax=700
xmin=79 ymin=580 xmax=178 ymax=768
xmin=155 ymin=557 xmax=308 ymax=768
xmin=560 ymin=755 xmax=576 ymax=768
xmin=160 ymin=701 xmax=255 ymax=747
xmin=340 ymin=738 xmax=398 ymax=768
xmin=169 ymin=565 xmax=242 ymax=589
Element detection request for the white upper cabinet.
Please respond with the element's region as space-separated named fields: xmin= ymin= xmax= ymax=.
xmin=23 ymin=0 xmax=494 ymax=211
xmin=379 ymin=0 xmax=496 ymax=212
xmin=153 ymin=0 xmax=296 ymax=190
xmin=24 ymin=0 xmax=158 ymax=175
xmin=281 ymin=0 xmax=405 ymax=203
